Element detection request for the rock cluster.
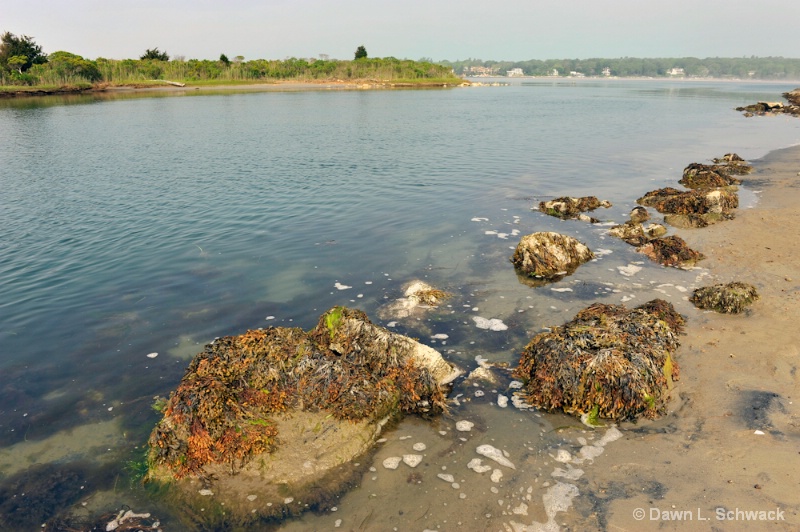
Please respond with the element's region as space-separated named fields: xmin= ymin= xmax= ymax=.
xmin=736 ymin=89 xmax=800 ymax=117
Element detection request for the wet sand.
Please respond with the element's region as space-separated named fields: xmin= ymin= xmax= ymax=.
xmin=566 ymin=145 xmax=800 ymax=531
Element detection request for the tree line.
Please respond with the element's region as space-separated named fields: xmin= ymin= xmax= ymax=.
xmin=443 ymin=56 xmax=800 ymax=79
xmin=0 ymin=33 xmax=456 ymax=87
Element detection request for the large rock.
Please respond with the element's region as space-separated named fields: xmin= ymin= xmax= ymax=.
xmin=146 ymin=307 xmax=459 ymax=524
xmin=510 ymin=232 xmax=594 ymax=281
xmin=637 ymin=187 xmax=738 ymax=227
xmin=513 ymin=300 xmax=684 ymax=421
xmin=608 ymin=221 xmax=667 ymax=246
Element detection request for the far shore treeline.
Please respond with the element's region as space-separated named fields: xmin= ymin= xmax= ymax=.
xmin=2 ymin=31 xmax=800 ymax=90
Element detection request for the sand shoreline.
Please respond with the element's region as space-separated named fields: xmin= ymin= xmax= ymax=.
xmin=568 ymin=145 xmax=800 ymax=530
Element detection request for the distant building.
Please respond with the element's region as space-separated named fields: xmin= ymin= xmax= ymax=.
xmin=550 ymin=68 xmax=559 ymax=76
xmin=507 ymin=68 xmax=524 ymax=77
xmin=667 ymin=67 xmax=685 ymax=76
xmin=467 ymin=65 xmax=500 ymax=76
xmin=568 ymin=71 xmax=585 ymax=78
xmin=602 ymin=67 xmax=611 ymax=77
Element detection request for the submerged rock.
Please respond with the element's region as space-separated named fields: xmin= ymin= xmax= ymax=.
xmin=538 ymin=196 xmax=612 ymax=222
xmin=690 ymin=282 xmax=760 ymax=314
xmin=511 ymin=232 xmax=594 ymax=282
xmin=378 ymin=280 xmax=452 ymax=319
xmin=637 ymin=235 xmax=705 ymax=268
xmin=513 ymin=300 xmax=683 ymax=421
xmin=147 ymin=306 xmax=459 ymax=523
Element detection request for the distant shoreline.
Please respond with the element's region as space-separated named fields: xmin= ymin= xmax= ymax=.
xmin=3 ymin=76 xmax=800 ymax=100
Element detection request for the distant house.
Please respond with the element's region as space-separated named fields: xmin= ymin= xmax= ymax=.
xmin=467 ymin=65 xmax=500 ymax=76
xmin=550 ymin=68 xmax=559 ymax=76
xmin=568 ymin=71 xmax=585 ymax=78
xmin=667 ymin=67 xmax=685 ymax=76
xmin=602 ymin=67 xmax=611 ymax=77
xmin=506 ymin=68 xmax=524 ymax=77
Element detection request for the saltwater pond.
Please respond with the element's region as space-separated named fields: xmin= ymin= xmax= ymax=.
xmin=1 ymin=79 xmax=799 ymax=530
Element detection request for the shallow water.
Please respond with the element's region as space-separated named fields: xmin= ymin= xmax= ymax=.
xmin=1 ymin=79 xmax=799 ymax=529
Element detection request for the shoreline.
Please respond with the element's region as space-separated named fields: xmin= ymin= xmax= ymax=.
xmin=570 ymin=145 xmax=800 ymax=530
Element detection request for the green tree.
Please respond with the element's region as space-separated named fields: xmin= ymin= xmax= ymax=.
xmin=354 ymin=45 xmax=367 ymax=60
xmin=0 ymin=32 xmax=48 ymax=72
xmin=140 ymin=47 xmax=169 ymax=61
xmin=219 ymin=53 xmax=230 ymax=65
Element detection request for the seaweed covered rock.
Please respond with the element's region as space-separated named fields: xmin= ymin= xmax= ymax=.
xmin=538 ymin=196 xmax=612 ymax=222
xmin=608 ymin=221 xmax=667 ymax=246
xmin=690 ymin=282 xmax=760 ymax=314
xmin=737 ymin=92 xmax=800 ymax=117
xmin=637 ymin=187 xmax=738 ymax=227
xmin=629 ymin=206 xmax=650 ymax=224
xmin=147 ymin=307 xmax=459 ymax=519
xmin=637 ymin=235 xmax=705 ymax=268
xmin=513 ymin=300 xmax=683 ymax=421
xmin=712 ymin=153 xmax=753 ymax=175
xmin=511 ymin=232 xmax=594 ymax=282
xmin=378 ymin=280 xmax=451 ymax=320
xmin=679 ymin=163 xmax=741 ymax=189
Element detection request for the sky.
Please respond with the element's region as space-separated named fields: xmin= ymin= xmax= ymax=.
xmin=4 ymin=0 xmax=799 ymax=62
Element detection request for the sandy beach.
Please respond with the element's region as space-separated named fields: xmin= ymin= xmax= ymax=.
xmin=563 ymin=145 xmax=800 ymax=530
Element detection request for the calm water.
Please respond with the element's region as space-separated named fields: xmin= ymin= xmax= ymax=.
xmin=1 ymin=80 xmax=799 ymax=530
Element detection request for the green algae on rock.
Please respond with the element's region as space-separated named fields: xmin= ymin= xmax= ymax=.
xmin=146 ymin=306 xmax=459 ymax=518
xmin=690 ymin=282 xmax=760 ymax=314
xmin=511 ymin=232 xmax=594 ymax=282
xmin=513 ymin=300 xmax=684 ymax=421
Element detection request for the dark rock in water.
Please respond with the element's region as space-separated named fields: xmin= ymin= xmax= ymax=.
xmin=513 ymin=299 xmax=684 ymax=421
xmin=629 ymin=206 xmax=650 ymax=224
xmin=146 ymin=307 xmax=459 ymax=523
xmin=637 ymin=235 xmax=705 ymax=268
xmin=785 ymin=89 xmax=800 ymax=106
xmin=637 ymin=187 xmax=738 ymax=226
xmin=538 ymin=196 xmax=612 ymax=222
xmin=679 ymin=163 xmax=741 ymax=189
xmin=608 ymin=221 xmax=667 ymax=247
xmin=690 ymin=281 xmax=759 ymax=314
xmin=511 ymin=232 xmax=594 ymax=282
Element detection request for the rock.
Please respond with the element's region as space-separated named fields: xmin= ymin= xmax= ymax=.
xmin=146 ymin=306 xmax=460 ymax=522
xmin=637 ymin=235 xmax=705 ymax=268
xmin=513 ymin=300 xmax=684 ymax=421
xmin=629 ymin=206 xmax=650 ymax=224
xmin=711 ymin=153 xmax=753 ymax=175
xmin=378 ymin=280 xmax=452 ymax=319
xmin=679 ymin=163 xmax=741 ymax=189
xmin=538 ymin=196 xmax=612 ymax=222
xmin=690 ymin=282 xmax=760 ymax=314
xmin=737 ymin=91 xmax=800 ymax=117
xmin=511 ymin=232 xmax=594 ymax=282
xmin=608 ymin=221 xmax=667 ymax=247
xmin=637 ymin=187 xmax=738 ymax=227
xmin=476 ymin=444 xmax=516 ymax=469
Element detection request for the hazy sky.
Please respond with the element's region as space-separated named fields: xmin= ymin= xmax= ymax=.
xmin=4 ymin=0 xmax=799 ymax=61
